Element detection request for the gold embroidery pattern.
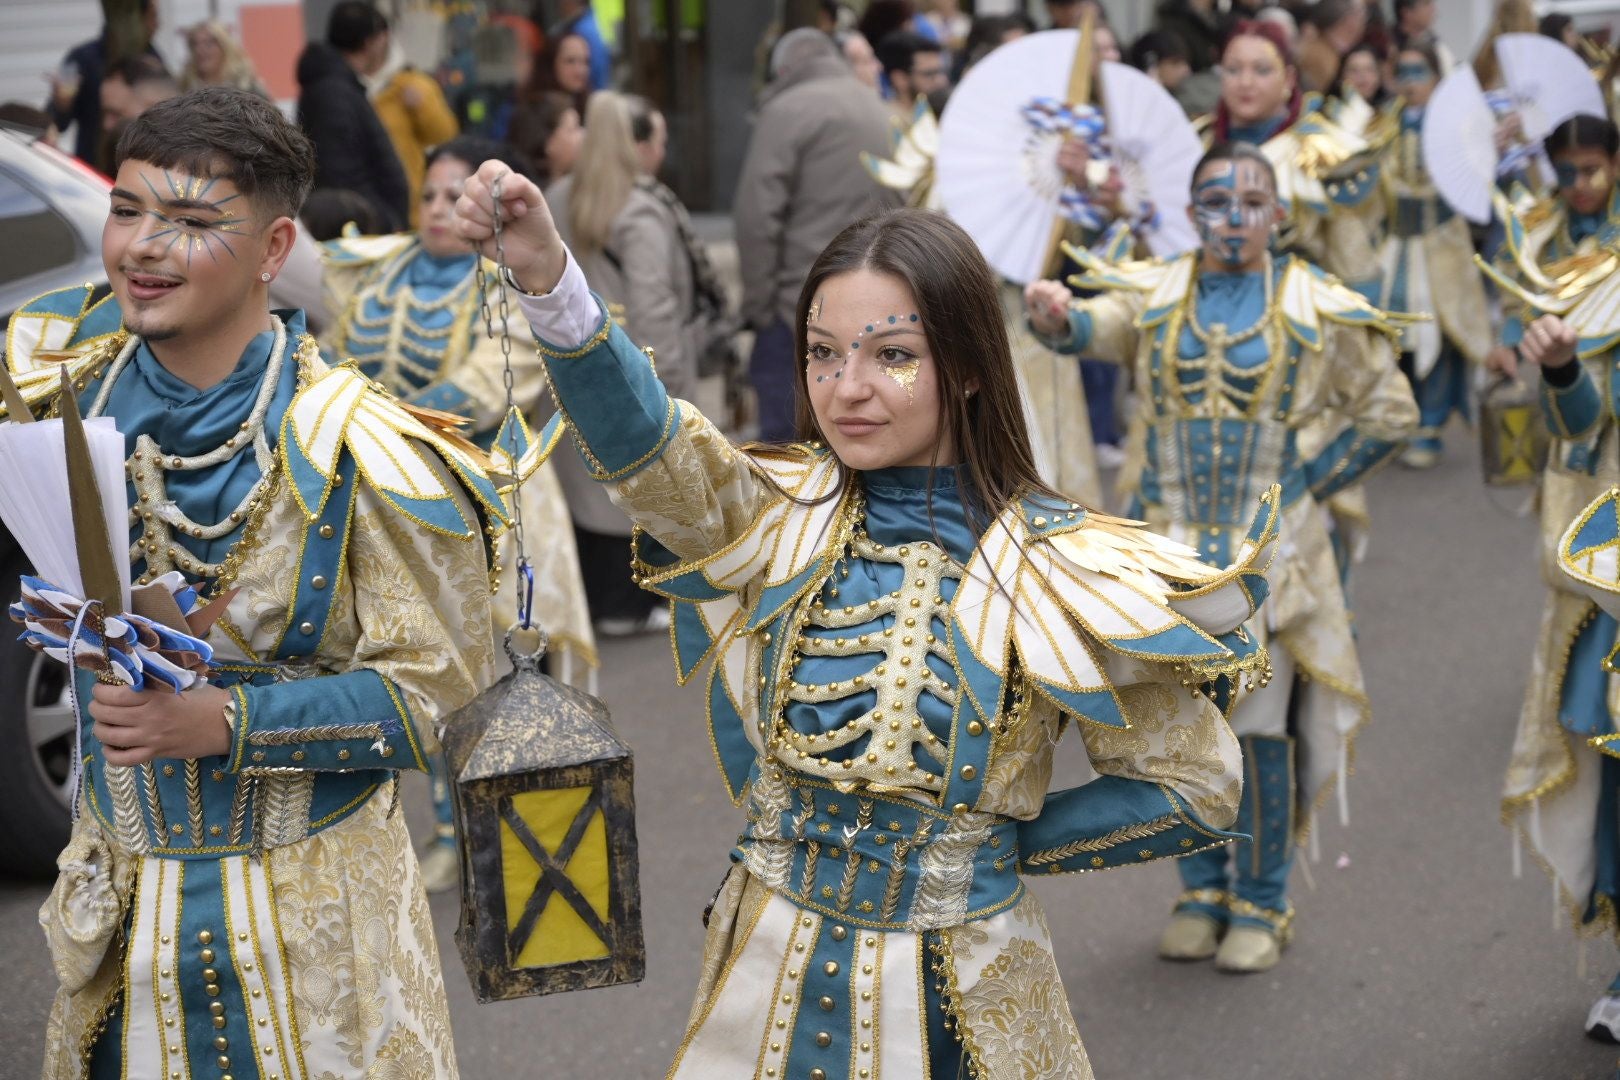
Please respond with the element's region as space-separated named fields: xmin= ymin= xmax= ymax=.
xmin=1022 ymin=814 xmax=1179 ymax=866
xmin=246 ymin=723 xmax=384 ymax=746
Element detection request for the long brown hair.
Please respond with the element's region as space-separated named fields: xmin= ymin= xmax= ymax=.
xmin=788 ymin=208 xmax=1063 ymax=537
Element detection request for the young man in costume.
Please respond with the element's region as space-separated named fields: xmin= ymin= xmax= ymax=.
xmin=7 ymin=87 xmax=502 ymax=1078
xmin=1487 ymin=113 xmax=1620 ymax=1044
xmin=1026 ymin=142 xmax=1418 ymax=972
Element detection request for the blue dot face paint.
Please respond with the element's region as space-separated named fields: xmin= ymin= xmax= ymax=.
xmin=806 ymin=299 xmax=925 ymax=398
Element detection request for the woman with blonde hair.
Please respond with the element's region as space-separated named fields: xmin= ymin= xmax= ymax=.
xmin=546 ymin=90 xmax=726 ymax=635
xmin=179 ymin=21 xmax=269 ymax=96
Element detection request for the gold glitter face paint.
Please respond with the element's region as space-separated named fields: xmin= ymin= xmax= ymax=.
xmin=806 ymin=308 xmax=925 ymax=391
xmin=884 ymin=355 xmax=920 ymax=400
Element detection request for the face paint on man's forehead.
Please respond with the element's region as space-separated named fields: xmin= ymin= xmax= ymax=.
xmin=1196 ymin=161 xmax=1236 ymax=193
xmin=1231 ymin=158 xmax=1274 ymax=198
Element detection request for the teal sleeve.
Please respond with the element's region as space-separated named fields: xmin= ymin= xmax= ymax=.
xmin=1501 ymin=315 xmax=1525 ymax=347
xmin=540 ymin=300 xmax=681 ymax=481
xmin=1017 ymin=774 xmax=1243 ymax=875
xmin=228 ymin=670 xmax=431 ymax=774
xmin=1540 ymin=362 xmax=1604 ymax=440
xmin=1303 ymin=425 xmax=1405 ymax=500
xmin=1029 ymin=308 xmax=1095 ymax=356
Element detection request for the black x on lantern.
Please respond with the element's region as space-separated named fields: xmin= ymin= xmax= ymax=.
xmin=441 ymin=631 xmax=645 ymax=1001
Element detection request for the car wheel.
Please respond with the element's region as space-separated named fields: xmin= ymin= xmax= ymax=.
xmin=0 ymin=545 xmax=72 ymax=878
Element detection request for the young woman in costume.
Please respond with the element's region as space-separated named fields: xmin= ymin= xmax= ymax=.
xmin=321 ymin=133 xmax=594 ymax=889
xmin=457 ymin=172 xmax=1275 ymax=1075
xmin=1025 ymin=142 xmax=1418 ymax=973
xmin=1183 ymin=21 xmax=1395 ymax=585
xmin=1485 ymin=114 xmax=1620 ymax=1042
xmin=1374 ymin=42 xmax=1497 ymax=468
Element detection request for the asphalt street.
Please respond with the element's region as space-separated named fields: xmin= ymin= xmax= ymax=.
xmin=3 ymin=421 xmax=1618 ymax=1079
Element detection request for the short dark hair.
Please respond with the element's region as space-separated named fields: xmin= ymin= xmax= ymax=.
xmin=106 ymin=53 xmax=175 ymax=91
xmin=874 ymin=29 xmax=942 ymax=79
xmin=327 ymin=1 xmax=388 ymax=53
xmin=300 ymin=187 xmax=384 ymax=241
xmin=1541 ymin=13 xmax=1575 ymax=41
xmin=1193 ymin=141 xmax=1279 ymax=193
xmin=1305 ymin=0 xmax=1361 ymax=32
xmin=115 ymin=87 xmax=316 ymax=221
xmin=1394 ymin=39 xmax=1441 ymax=77
xmin=425 ymin=134 xmax=535 ymax=182
xmin=1127 ymin=30 xmax=1189 ymax=71
xmin=1546 ymin=114 xmax=1620 ymax=160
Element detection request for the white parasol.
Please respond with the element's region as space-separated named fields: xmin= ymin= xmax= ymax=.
xmin=1424 ymin=33 xmax=1605 ymax=224
xmin=935 ymin=29 xmax=1203 ymax=284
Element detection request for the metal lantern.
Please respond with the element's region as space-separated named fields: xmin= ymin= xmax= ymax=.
xmin=1480 ymin=375 xmax=1550 ymax=487
xmin=441 ymin=630 xmax=644 ymax=1002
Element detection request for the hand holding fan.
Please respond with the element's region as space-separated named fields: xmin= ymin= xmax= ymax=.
xmin=935 ymin=28 xmax=1203 ymax=284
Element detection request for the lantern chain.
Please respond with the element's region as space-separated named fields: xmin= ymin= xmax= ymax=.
xmin=475 ymin=171 xmax=534 ymax=630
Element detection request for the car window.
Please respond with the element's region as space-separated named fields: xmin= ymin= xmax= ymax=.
xmin=0 ymin=168 xmax=81 ymax=288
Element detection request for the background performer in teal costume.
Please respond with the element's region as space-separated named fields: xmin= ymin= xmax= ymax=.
xmin=4 ymin=89 xmax=500 ymax=1079
xmin=1026 ymin=142 xmax=1418 ymax=973
xmin=320 ymin=132 xmax=595 ymax=893
xmin=1376 ymin=42 xmax=1495 ymax=470
xmin=1486 ymin=113 xmax=1620 ymax=1045
xmin=456 ymin=164 xmax=1277 ymax=1078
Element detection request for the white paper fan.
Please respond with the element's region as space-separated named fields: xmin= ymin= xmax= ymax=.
xmin=1494 ymin=33 xmax=1607 ymax=142
xmin=0 ymin=416 xmax=130 ymax=611
xmin=936 ymin=30 xmax=1199 ymax=283
xmin=1422 ymin=63 xmax=1500 ymax=224
xmin=1097 ymin=61 xmax=1202 ymax=258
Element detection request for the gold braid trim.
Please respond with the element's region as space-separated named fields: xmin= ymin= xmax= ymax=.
xmin=931 ymin=931 xmax=988 ymax=1079
xmin=1021 ymin=813 xmax=1180 ymax=866
xmin=533 ymin=317 xmax=614 ymax=360
xmin=1227 ymin=897 xmax=1295 ymax=943
xmin=185 ymin=760 xmax=204 ymax=848
xmin=141 ymin=763 xmax=168 ymax=847
xmin=245 ymin=722 xmax=384 ymax=746
xmin=1175 ymin=888 xmax=1230 ymax=910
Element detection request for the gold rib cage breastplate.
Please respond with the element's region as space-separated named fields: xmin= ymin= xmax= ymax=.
xmin=770 ymin=532 xmax=962 ymax=796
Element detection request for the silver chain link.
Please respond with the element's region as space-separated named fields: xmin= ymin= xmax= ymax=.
xmin=474 ymin=172 xmax=532 ymax=627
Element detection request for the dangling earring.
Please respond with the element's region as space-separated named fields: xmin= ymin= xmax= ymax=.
xmin=260 ymin=272 xmax=272 ymax=283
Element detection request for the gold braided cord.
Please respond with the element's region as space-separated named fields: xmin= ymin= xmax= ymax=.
xmin=1021 ymin=814 xmax=1180 ymax=866
xmin=533 ymin=317 xmax=614 ymax=360
xmin=246 ymin=723 xmax=383 ymax=747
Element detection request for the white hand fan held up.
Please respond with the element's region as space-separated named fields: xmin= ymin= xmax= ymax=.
xmin=935 ymin=29 xmax=1203 ymax=284
xmin=1424 ymin=33 xmax=1606 ymax=225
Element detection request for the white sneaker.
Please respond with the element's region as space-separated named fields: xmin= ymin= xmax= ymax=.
xmin=1095 ymin=443 xmax=1127 ymax=468
xmin=418 ymin=843 xmax=459 ymax=894
xmin=1586 ymin=993 xmax=1620 ymax=1043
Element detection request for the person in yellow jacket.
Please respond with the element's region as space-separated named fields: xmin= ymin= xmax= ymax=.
xmin=369 ymin=41 xmax=460 ymax=227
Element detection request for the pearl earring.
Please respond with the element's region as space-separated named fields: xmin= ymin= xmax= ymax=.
xmin=260 ymin=272 xmax=272 ymax=283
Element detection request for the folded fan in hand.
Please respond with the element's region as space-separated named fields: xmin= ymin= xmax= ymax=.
xmin=0 ymin=365 xmax=224 ymax=691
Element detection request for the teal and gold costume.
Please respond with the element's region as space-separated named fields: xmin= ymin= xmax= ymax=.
xmin=6 ymin=286 xmax=500 ymax=1079
xmin=1378 ymin=103 xmax=1493 ymax=461
xmin=1484 ymin=188 xmax=1620 ymax=1008
xmin=517 ymin=256 xmax=1274 ymax=1077
xmin=1034 ymin=247 xmax=1418 ymax=956
xmin=322 ymin=232 xmax=596 ymax=878
xmin=1192 ymin=95 xmax=1395 ymax=576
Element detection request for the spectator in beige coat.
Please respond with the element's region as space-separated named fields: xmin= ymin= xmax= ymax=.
xmin=548 ymin=91 xmax=698 ymax=635
xmin=734 ymin=28 xmax=895 ymax=442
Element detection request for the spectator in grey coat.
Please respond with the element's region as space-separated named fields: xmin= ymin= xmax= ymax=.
xmin=734 ymin=28 xmax=896 ymax=442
